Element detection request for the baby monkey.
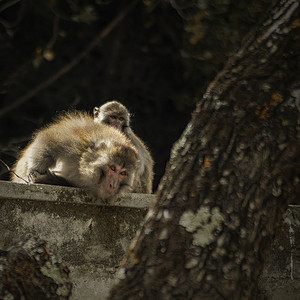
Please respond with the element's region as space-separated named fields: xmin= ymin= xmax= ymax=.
xmin=11 ymin=112 xmax=139 ymax=200
xmin=94 ymin=101 xmax=154 ymax=193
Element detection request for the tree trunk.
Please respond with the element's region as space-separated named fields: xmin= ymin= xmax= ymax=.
xmin=109 ymin=0 xmax=300 ymax=299
xmin=0 ymin=237 xmax=72 ymax=299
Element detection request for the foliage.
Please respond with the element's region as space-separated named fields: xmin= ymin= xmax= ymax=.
xmin=0 ymin=0 xmax=274 ymax=187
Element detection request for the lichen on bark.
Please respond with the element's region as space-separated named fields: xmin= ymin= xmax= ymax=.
xmin=179 ymin=206 xmax=225 ymax=247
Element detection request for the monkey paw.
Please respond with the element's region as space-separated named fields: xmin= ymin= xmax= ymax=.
xmin=28 ymin=170 xmax=46 ymax=183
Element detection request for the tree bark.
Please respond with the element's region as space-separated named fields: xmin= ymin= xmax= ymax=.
xmin=109 ymin=0 xmax=300 ymax=299
xmin=0 ymin=237 xmax=72 ymax=299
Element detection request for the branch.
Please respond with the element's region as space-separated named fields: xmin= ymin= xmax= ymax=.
xmin=0 ymin=0 xmax=138 ymax=117
xmin=0 ymin=158 xmax=29 ymax=184
xmin=0 ymin=0 xmax=21 ymax=13
xmin=46 ymin=14 xmax=59 ymax=49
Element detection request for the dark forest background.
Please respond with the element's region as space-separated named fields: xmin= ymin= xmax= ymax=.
xmin=0 ymin=0 xmax=273 ymax=190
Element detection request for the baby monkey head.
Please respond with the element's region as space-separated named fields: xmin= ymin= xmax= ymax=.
xmin=94 ymin=100 xmax=130 ymax=131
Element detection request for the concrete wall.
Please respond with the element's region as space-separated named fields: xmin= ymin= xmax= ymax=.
xmin=0 ymin=181 xmax=152 ymax=299
xmin=259 ymin=205 xmax=300 ymax=299
xmin=0 ymin=181 xmax=299 ymax=299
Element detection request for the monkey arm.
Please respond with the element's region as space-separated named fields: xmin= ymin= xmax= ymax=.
xmin=32 ymin=170 xmax=72 ymax=186
xmin=124 ymin=127 xmax=154 ymax=193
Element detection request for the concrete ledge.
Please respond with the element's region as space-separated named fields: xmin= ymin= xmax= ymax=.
xmin=0 ymin=180 xmax=154 ymax=208
xmin=0 ymin=180 xmax=299 ymax=299
xmin=0 ymin=181 xmax=154 ymax=299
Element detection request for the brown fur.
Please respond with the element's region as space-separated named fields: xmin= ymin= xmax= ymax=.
xmin=11 ymin=111 xmax=139 ymax=199
xmin=94 ymin=101 xmax=154 ymax=193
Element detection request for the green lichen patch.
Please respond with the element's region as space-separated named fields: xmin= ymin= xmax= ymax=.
xmin=179 ymin=206 xmax=225 ymax=247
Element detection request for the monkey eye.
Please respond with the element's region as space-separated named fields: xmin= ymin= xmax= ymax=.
xmin=110 ymin=115 xmax=117 ymax=119
xmin=109 ymin=165 xmax=116 ymax=172
xmin=119 ymin=117 xmax=125 ymax=121
xmin=120 ymin=171 xmax=127 ymax=176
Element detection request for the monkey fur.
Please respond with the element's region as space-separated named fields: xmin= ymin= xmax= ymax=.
xmin=94 ymin=101 xmax=154 ymax=193
xmin=11 ymin=111 xmax=139 ymax=200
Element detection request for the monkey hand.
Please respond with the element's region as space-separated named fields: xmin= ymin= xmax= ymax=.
xmin=123 ymin=126 xmax=132 ymax=135
xmin=118 ymin=184 xmax=134 ymax=195
xmin=28 ymin=169 xmax=56 ymax=184
xmin=28 ymin=170 xmax=45 ymax=183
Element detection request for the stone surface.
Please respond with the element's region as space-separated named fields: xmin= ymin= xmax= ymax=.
xmin=0 ymin=181 xmax=153 ymax=299
xmin=0 ymin=180 xmax=299 ymax=299
xmin=0 ymin=180 xmax=153 ymax=208
xmin=259 ymin=205 xmax=300 ymax=299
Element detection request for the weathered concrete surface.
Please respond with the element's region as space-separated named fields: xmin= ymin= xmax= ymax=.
xmin=0 ymin=180 xmax=299 ymax=299
xmin=259 ymin=205 xmax=300 ymax=299
xmin=0 ymin=181 xmax=154 ymax=300
xmin=0 ymin=180 xmax=152 ymax=208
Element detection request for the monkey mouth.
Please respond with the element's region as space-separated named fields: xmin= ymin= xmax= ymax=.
xmin=95 ymin=187 xmax=117 ymax=200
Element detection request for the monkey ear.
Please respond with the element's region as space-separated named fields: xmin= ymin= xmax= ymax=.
xmin=96 ymin=141 xmax=108 ymax=151
xmin=93 ymin=107 xmax=100 ymax=118
xmin=88 ymin=141 xmax=107 ymax=152
xmin=81 ymin=141 xmax=108 ymax=166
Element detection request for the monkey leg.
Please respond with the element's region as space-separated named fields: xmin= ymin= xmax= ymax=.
xmin=32 ymin=170 xmax=72 ymax=187
xmin=26 ymin=148 xmax=56 ymax=183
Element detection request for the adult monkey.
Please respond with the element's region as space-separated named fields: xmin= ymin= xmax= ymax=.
xmin=94 ymin=101 xmax=154 ymax=193
xmin=11 ymin=111 xmax=139 ymax=200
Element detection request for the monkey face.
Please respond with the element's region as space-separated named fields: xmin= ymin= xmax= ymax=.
xmin=79 ymin=153 xmax=132 ymax=199
xmin=78 ymin=140 xmax=137 ymax=199
xmin=106 ymin=115 xmax=126 ymax=131
xmin=86 ymin=163 xmax=130 ymax=199
xmin=77 ymin=163 xmax=128 ymax=199
xmin=104 ymin=164 xmax=128 ymax=194
xmin=94 ymin=101 xmax=130 ymax=132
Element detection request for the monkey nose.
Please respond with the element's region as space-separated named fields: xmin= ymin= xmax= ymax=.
xmin=106 ymin=174 xmax=119 ymax=194
xmin=115 ymin=121 xmax=123 ymax=130
xmin=107 ymin=182 xmax=117 ymax=194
